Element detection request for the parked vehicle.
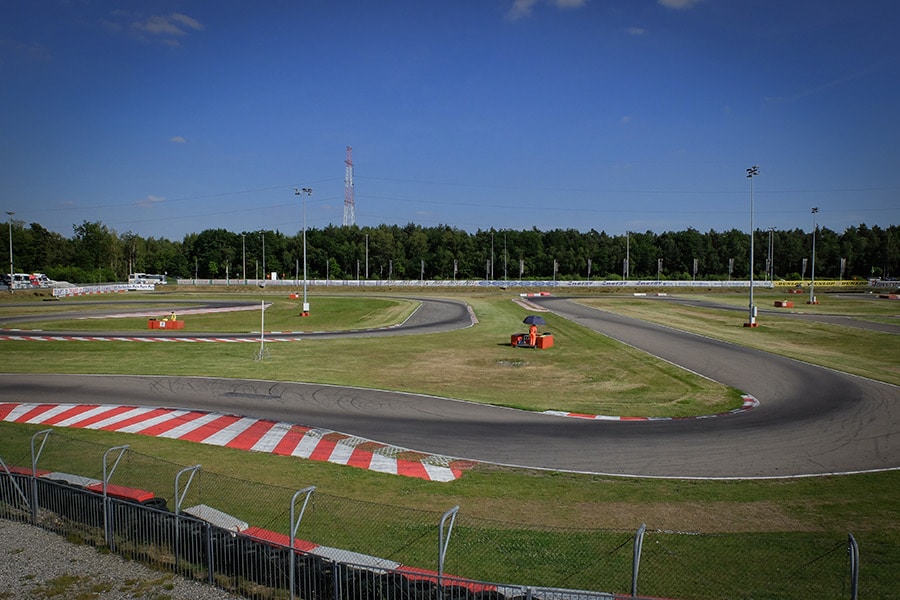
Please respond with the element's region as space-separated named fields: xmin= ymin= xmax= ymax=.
xmin=128 ymin=273 xmax=167 ymax=285
xmin=7 ymin=273 xmax=54 ymax=289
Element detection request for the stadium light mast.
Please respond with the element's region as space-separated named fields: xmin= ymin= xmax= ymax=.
xmin=295 ymin=187 xmax=312 ymax=316
xmin=809 ymin=207 xmax=819 ymax=305
xmin=5 ymin=211 xmax=13 ymax=291
xmin=744 ymin=166 xmax=760 ymax=328
xmin=241 ymin=234 xmax=246 ymax=285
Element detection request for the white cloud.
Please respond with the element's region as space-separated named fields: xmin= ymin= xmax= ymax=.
xmin=127 ymin=13 xmax=204 ymax=45
xmin=625 ymin=27 xmax=647 ymax=36
xmin=658 ymin=0 xmax=703 ymax=9
xmin=133 ymin=15 xmax=183 ymax=36
xmin=507 ymin=0 xmax=587 ymax=20
xmin=621 ymin=115 xmax=632 ymax=125
xmin=507 ymin=0 xmax=539 ymax=20
xmin=170 ymin=13 xmax=204 ymax=32
xmin=169 ymin=136 xmax=187 ymax=144
xmin=136 ymin=195 xmax=165 ymax=208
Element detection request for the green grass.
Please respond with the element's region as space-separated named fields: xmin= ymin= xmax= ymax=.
xmin=0 ymin=286 xmax=897 ymax=597
xmin=0 ymin=291 xmax=737 ymax=417
xmin=1 ymin=421 xmax=896 ymax=597
xmin=574 ymin=290 xmax=900 ymax=385
xmin=0 ymin=293 xmax=417 ymax=333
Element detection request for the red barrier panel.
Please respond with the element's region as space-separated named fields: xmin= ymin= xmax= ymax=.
xmin=85 ymin=482 xmax=155 ymax=503
xmin=147 ymin=319 xmax=184 ymax=330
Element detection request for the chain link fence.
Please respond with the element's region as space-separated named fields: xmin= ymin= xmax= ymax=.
xmin=0 ymin=426 xmax=875 ymax=599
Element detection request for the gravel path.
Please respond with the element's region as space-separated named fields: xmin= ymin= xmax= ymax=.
xmin=0 ymin=520 xmax=242 ymax=600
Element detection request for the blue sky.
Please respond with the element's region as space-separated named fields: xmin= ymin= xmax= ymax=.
xmin=2 ymin=0 xmax=898 ymax=240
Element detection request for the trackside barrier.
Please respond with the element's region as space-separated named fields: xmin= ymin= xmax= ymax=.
xmin=52 ymin=283 xmax=141 ymax=297
xmin=177 ymin=277 xmax=896 ymax=290
xmin=178 ymin=277 xmax=778 ymax=289
xmin=0 ymin=427 xmax=872 ymax=599
xmin=1 ymin=466 xmax=604 ymax=600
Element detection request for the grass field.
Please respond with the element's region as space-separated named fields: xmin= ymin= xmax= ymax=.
xmin=0 ymin=289 xmax=740 ymax=416
xmin=0 ymin=285 xmax=897 ymax=597
xmin=575 ymin=289 xmax=900 ymax=385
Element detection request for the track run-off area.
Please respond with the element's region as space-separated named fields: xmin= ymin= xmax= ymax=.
xmin=1 ymin=295 xmax=898 ymax=480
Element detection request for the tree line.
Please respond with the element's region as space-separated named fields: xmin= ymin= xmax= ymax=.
xmin=3 ymin=219 xmax=897 ymax=284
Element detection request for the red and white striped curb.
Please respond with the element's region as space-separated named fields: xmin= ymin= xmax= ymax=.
xmin=542 ymin=395 xmax=759 ymax=421
xmin=0 ymin=402 xmax=472 ymax=482
xmin=0 ymin=333 xmax=303 ymax=342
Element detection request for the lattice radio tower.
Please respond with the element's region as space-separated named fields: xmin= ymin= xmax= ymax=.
xmin=343 ymin=145 xmax=355 ymax=227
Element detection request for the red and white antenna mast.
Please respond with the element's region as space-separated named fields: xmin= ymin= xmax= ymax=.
xmin=343 ymin=146 xmax=355 ymax=227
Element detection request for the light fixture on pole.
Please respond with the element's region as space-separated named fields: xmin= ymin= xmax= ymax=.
xmin=294 ymin=187 xmax=312 ymax=316
xmin=744 ymin=165 xmax=760 ymax=328
xmin=5 ymin=211 xmax=13 ymax=292
xmin=241 ymin=234 xmax=246 ymax=285
xmin=809 ymin=207 xmax=819 ymax=305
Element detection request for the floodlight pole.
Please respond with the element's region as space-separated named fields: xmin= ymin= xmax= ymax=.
xmin=625 ymin=231 xmax=630 ymax=279
xmin=809 ymin=207 xmax=818 ymax=304
xmin=745 ymin=166 xmax=759 ymax=328
xmin=6 ymin=211 xmax=13 ymax=292
xmin=294 ymin=187 xmax=312 ymax=315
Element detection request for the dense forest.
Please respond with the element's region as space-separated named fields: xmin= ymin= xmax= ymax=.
xmin=3 ymin=219 xmax=898 ymax=284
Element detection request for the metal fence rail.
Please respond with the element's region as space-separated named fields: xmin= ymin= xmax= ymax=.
xmin=0 ymin=427 xmax=867 ymax=599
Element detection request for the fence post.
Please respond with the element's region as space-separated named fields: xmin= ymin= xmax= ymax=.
xmin=29 ymin=429 xmax=52 ymax=525
xmin=289 ymin=486 xmax=316 ymax=600
xmin=173 ymin=465 xmax=201 ymax=576
xmin=438 ymin=505 xmax=460 ymax=592
xmin=632 ymin=523 xmax=646 ymax=598
xmin=0 ymin=456 xmax=31 ymax=510
xmin=848 ymin=533 xmax=859 ymax=600
xmin=101 ymin=445 xmax=129 ymax=550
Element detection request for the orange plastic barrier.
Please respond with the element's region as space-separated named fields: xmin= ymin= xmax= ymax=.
xmin=148 ymin=319 xmax=185 ymax=330
xmin=774 ymin=301 xmax=794 ymax=308
xmin=536 ymin=334 xmax=554 ymax=349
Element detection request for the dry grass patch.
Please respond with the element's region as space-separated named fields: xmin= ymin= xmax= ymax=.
xmin=459 ymin=499 xmax=808 ymax=533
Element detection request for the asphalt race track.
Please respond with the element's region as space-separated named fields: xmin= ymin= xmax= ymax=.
xmin=1 ymin=295 xmax=898 ymax=479
xmin=0 ymin=296 xmax=473 ymax=339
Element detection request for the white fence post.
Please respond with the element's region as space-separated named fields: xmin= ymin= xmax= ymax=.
xmin=438 ymin=505 xmax=460 ymax=591
xmin=289 ymin=486 xmax=316 ymax=600
xmin=632 ymin=523 xmax=646 ymax=597
xmin=101 ymin=444 xmax=129 ymax=549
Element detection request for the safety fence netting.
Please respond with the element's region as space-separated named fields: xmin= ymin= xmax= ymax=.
xmin=0 ymin=425 xmax=875 ymax=599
